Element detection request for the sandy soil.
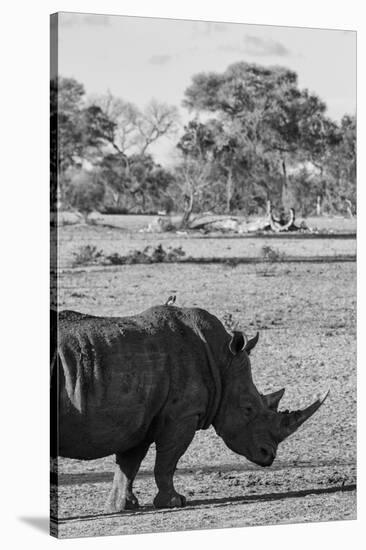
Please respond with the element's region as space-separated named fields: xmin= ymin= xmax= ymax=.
xmin=52 ymin=254 xmax=356 ymax=538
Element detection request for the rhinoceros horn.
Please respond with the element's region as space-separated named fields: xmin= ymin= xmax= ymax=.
xmin=262 ymin=388 xmax=285 ymax=411
xmin=277 ymin=390 xmax=329 ymax=441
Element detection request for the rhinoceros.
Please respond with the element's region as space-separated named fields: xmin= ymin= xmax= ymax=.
xmin=51 ymin=304 xmax=328 ymax=512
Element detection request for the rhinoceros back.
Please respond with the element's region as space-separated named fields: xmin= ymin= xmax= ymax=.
xmin=54 ymin=306 xmax=228 ymax=459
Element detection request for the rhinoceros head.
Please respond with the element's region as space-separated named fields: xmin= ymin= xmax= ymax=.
xmin=213 ymin=331 xmax=329 ymax=467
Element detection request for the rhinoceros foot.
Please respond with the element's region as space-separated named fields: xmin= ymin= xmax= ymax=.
xmin=124 ymin=494 xmax=140 ymax=510
xmin=153 ymin=490 xmax=187 ymax=509
xmin=104 ymin=492 xmax=140 ymax=513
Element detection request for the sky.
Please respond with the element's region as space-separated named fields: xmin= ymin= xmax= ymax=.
xmin=56 ymin=12 xmax=356 ymax=165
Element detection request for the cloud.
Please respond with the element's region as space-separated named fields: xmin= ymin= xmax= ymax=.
xmin=243 ymin=35 xmax=290 ymax=56
xmin=148 ymin=54 xmax=172 ymax=66
xmin=218 ymin=34 xmax=290 ymax=57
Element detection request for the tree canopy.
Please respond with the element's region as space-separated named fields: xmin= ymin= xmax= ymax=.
xmin=181 ymin=62 xmax=354 ymax=215
xmin=51 ymin=65 xmax=356 ymax=220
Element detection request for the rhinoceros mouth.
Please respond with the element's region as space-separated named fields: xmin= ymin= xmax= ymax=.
xmin=251 ymin=457 xmax=275 ymax=468
xmin=252 ymin=449 xmax=276 ymax=467
xmin=221 ymin=436 xmax=276 ymax=467
xmin=242 ymin=443 xmax=276 ymax=467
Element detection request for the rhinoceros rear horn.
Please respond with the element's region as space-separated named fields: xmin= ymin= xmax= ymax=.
xmin=278 ymin=390 xmax=329 ymax=442
xmin=262 ymin=388 xmax=285 ymax=411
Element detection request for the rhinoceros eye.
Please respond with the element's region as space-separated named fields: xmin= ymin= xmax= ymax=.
xmin=243 ymin=405 xmax=253 ymax=416
xmin=239 ymin=395 xmax=256 ymax=417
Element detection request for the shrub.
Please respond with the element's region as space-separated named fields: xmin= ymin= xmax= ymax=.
xmin=261 ymin=245 xmax=284 ymax=262
xmin=72 ymin=245 xmax=104 ymax=266
xmin=106 ymin=245 xmax=186 ymax=265
xmin=64 ymin=170 xmax=105 ymax=222
xmin=71 ymin=244 xmax=187 ymax=267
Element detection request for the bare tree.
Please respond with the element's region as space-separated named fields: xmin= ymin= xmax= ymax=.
xmin=88 ymin=93 xmax=179 ymax=157
xmin=175 ymin=156 xmax=211 ymax=228
xmin=137 ymin=99 xmax=180 ymax=154
xmin=87 ymin=91 xmax=140 ymax=158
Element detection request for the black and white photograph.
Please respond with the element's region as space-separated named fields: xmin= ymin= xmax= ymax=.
xmin=50 ymin=11 xmax=356 ymax=539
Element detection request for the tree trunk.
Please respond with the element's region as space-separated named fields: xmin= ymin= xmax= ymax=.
xmin=180 ymin=184 xmax=194 ymax=228
xmin=316 ymin=195 xmax=321 ymax=216
xmin=280 ymin=157 xmax=288 ymax=210
xmin=266 ymin=200 xmax=271 ymax=218
xmin=140 ymin=192 xmax=146 ymax=213
xmin=83 ymin=211 xmax=90 ymax=224
xmin=110 ymin=190 xmax=120 ymax=207
xmin=226 ymin=167 xmax=233 ymax=214
xmin=121 ymin=153 xmax=129 ymax=177
xmin=345 ymin=199 xmax=354 ymax=218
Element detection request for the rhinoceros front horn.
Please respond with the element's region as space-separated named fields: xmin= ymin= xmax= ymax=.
xmin=278 ymin=390 xmax=329 ymax=442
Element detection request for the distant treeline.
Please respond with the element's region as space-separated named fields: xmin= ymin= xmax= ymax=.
xmin=50 ymin=62 xmax=356 ymax=222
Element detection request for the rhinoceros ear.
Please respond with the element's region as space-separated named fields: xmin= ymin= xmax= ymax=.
xmin=243 ymin=332 xmax=259 ymax=355
xmin=229 ymin=331 xmax=248 ymax=355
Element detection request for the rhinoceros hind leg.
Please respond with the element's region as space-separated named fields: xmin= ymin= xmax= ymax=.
xmin=104 ymin=442 xmax=150 ymax=513
xmin=153 ymin=416 xmax=198 ymax=509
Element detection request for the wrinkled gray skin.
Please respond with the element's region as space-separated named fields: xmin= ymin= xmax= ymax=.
xmin=52 ymin=305 xmax=327 ymax=512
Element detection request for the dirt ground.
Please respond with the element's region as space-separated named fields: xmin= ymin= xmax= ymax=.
xmin=52 ymin=217 xmax=356 ymax=538
xmin=56 ymin=214 xmax=356 ymax=269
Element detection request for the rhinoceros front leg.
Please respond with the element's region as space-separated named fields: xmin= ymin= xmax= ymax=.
xmin=153 ymin=416 xmax=198 ymax=509
xmin=104 ymin=441 xmax=150 ymax=513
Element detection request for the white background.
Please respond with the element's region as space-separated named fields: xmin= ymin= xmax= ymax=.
xmin=0 ymin=0 xmax=363 ymax=548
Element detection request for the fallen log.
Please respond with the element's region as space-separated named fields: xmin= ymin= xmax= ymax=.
xmin=189 ymin=215 xmax=240 ymax=231
xmin=140 ymin=205 xmax=308 ymax=234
